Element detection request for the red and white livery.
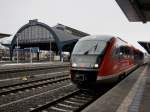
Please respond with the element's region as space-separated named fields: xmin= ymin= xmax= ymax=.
xmin=70 ymin=35 xmax=143 ymax=85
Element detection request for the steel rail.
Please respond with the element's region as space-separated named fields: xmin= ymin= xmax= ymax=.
xmin=0 ymin=75 xmax=70 ymax=95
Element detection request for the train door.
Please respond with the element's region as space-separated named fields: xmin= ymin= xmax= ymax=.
xmin=111 ymin=43 xmax=121 ymax=74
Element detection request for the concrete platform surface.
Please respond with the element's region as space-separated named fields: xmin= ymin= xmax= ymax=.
xmin=82 ymin=64 xmax=149 ymax=112
xmin=139 ymin=64 xmax=150 ymax=112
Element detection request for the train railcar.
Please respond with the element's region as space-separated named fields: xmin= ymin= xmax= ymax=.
xmin=70 ymin=35 xmax=138 ymax=85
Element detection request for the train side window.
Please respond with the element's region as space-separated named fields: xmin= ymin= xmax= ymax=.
xmin=128 ymin=48 xmax=133 ymax=58
xmin=124 ymin=47 xmax=130 ymax=58
xmin=130 ymin=49 xmax=134 ymax=59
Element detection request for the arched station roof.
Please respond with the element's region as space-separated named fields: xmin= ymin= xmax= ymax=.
xmin=10 ymin=19 xmax=89 ymax=54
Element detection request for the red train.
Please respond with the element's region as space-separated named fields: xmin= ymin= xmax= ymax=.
xmin=70 ymin=35 xmax=144 ymax=85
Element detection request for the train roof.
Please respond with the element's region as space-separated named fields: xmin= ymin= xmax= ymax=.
xmin=79 ymin=35 xmax=113 ymax=42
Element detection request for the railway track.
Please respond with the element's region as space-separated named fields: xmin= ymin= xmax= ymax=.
xmin=30 ymin=89 xmax=99 ymax=112
xmin=0 ymin=83 xmax=77 ymax=112
xmin=0 ymin=74 xmax=70 ymax=96
xmin=0 ymin=64 xmax=69 ymax=80
xmin=0 ymin=66 xmax=140 ymax=112
xmin=0 ymin=76 xmax=117 ymax=112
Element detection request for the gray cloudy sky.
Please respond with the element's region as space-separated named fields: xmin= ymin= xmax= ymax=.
xmin=0 ymin=0 xmax=150 ymax=52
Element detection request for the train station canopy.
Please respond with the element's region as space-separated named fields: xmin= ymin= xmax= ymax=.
xmin=0 ymin=33 xmax=11 ymax=39
xmin=116 ymin=0 xmax=150 ymax=23
xmin=116 ymin=0 xmax=150 ymax=54
xmin=138 ymin=41 xmax=150 ymax=53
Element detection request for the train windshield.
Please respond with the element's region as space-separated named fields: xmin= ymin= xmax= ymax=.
xmin=72 ymin=40 xmax=107 ymax=55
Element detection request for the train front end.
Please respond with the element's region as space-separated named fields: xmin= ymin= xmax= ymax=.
xmin=70 ymin=36 xmax=108 ymax=85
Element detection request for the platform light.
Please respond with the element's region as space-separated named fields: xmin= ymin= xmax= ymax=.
xmin=72 ymin=63 xmax=77 ymax=67
xmin=94 ymin=64 xmax=99 ymax=68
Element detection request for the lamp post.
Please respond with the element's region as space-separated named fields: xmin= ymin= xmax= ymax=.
xmin=30 ymin=48 xmax=32 ymax=63
xmin=49 ymin=35 xmax=52 ymax=62
xmin=50 ymin=41 xmax=52 ymax=62
xmin=16 ymin=33 xmax=19 ymax=64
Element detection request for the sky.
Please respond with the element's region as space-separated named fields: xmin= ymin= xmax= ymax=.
xmin=0 ymin=0 xmax=150 ymax=52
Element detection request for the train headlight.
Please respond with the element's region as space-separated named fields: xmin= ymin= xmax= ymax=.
xmin=72 ymin=63 xmax=77 ymax=67
xmin=94 ymin=64 xmax=99 ymax=68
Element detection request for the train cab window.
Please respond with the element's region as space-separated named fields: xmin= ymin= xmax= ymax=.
xmin=72 ymin=40 xmax=107 ymax=55
xmin=112 ymin=45 xmax=120 ymax=58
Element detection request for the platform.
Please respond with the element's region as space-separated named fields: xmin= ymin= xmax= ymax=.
xmin=82 ymin=64 xmax=150 ymax=112
xmin=0 ymin=61 xmax=69 ymax=71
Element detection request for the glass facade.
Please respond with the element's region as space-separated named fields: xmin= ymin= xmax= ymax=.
xmin=18 ymin=25 xmax=54 ymax=44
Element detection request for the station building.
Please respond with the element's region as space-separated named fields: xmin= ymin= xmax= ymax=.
xmin=10 ymin=19 xmax=89 ymax=62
